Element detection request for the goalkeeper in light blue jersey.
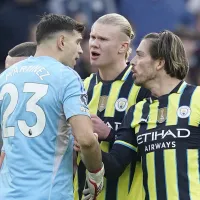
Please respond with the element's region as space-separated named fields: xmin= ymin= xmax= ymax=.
xmin=0 ymin=14 xmax=104 ymax=200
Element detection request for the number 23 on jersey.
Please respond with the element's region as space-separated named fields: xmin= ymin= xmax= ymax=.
xmin=0 ymin=83 xmax=48 ymax=138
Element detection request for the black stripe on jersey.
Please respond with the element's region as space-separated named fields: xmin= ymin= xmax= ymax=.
xmin=155 ymin=151 xmax=167 ymax=200
xmin=178 ymin=85 xmax=196 ymax=125
xmin=114 ymin=72 xmax=133 ymax=121
xmin=128 ymin=159 xmax=136 ymax=191
xmin=105 ymin=179 xmax=117 ymax=200
xmin=142 ymin=155 xmax=149 ymax=200
xmin=77 ymin=161 xmax=87 ymax=199
xmin=199 ymin=149 xmax=200 ymax=183
xmin=155 ymin=94 xmax=169 ymax=200
xmin=176 ymin=147 xmax=190 ymax=200
xmin=97 ymin=83 xmax=112 ymax=118
xmin=87 ymin=74 xmax=97 ymax=103
xmin=136 ymin=87 xmax=150 ymax=103
xmin=139 ymin=101 xmax=150 ymax=200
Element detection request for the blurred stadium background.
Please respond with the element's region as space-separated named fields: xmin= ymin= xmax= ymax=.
xmin=0 ymin=0 xmax=200 ymax=84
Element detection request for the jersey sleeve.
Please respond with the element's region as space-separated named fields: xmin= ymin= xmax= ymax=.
xmin=61 ymin=69 xmax=90 ymax=120
xmin=102 ymin=105 xmax=138 ymax=179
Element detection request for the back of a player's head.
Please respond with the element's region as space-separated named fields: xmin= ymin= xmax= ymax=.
xmin=5 ymin=42 xmax=37 ymax=69
xmin=144 ymin=30 xmax=189 ymax=80
xmin=95 ymin=13 xmax=135 ymax=60
xmin=36 ymin=13 xmax=85 ymax=44
xmin=8 ymin=42 xmax=36 ymax=57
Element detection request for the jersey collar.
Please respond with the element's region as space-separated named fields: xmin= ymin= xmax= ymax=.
xmin=147 ymin=81 xmax=187 ymax=103
xmin=96 ymin=63 xmax=132 ymax=84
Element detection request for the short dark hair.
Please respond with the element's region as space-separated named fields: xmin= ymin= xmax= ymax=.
xmin=8 ymin=42 xmax=36 ymax=57
xmin=36 ymin=13 xmax=85 ymax=44
xmin=144 ymin=30 xmax=189 ymax=80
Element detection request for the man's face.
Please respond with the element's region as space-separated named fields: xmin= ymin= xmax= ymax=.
xmin=89 ymin=23 xmax=125 ymax=68
xmin=5 ymin=55 xmax=28 ymax=69
xmin=62 ymin=31 xmax=83 ymax=68
xmin=131 ymin=39 xmax=157 ymax=87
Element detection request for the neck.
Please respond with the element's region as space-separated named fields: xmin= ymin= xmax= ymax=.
xmin=146 ymin=75 xmax=182 ymax=97
xmin=98 ymin=60 xmax=127 ymax=81
xmin=34 ymin=44 xmax=59 ymax=61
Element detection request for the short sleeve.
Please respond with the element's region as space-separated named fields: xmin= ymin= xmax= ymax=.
xmin=61 ymin=69 xmax=90 ymax=120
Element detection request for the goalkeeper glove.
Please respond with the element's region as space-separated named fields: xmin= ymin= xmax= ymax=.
xmin=85 ymin=163 xmax=104 ymax=200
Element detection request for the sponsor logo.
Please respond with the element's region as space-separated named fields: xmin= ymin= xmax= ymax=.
xmin=115 ymin=98 xmax=128 ymax=112
xmin=106 ymin=121 xmax=121 ymax=131
xmin=137 ymin=128 xmax=190 ymax=152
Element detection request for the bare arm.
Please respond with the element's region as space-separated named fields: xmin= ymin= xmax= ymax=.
xmin=69 ymin=115 xmax=102 ymax=172
xmin=0 ymin=151 xmax=5 ymax=169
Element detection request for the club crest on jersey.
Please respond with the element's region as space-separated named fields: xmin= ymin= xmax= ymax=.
xmin=115 ymin=98 xmax=128 ymax=112
xmin=98 ymin=96 xmax=108 ymax=112
xmin=157 ymin=107 xmax=167 ymax=123
xmin=177 ymin=106 xmax=191 ymax=118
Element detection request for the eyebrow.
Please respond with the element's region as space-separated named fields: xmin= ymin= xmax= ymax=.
xmin=90 ymin=33 xmax=109 ymax=40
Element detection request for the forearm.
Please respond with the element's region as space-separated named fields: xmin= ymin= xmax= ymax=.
xmin=0 ymin=151 xmax=5 ymax=169
xmin=81 ymin=139 xmax=102 ymax=172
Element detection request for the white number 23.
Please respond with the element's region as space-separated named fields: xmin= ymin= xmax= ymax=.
xmin=0 ymin=83 xmax=48 ymax=138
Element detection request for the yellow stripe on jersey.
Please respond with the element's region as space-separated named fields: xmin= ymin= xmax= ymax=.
xmin=122 ymin=65 xmax=132 ymax=81
xmin=131 ymin=100 xmax=146 ymax=134
xmin=164 ymin=149 xmax=179 ymax=200
xmin=88 ymin=82 xmax=103 ymax=114
xmin=126 ymin=84 xmax=140 ymax=111
xmin=147 ymin=101 xmax=159 ymax=130
xmin=146 ymin=152 xmax=157 ymax=200
xmin=187 ymin=149 xmax=200 ymax=200
xmin=114 ymin=140 xmax=138 ymax=152
xmin=117 ymin=164 xmax=131 ymax=199
xmin=104 ymin=81 xmax=124 ymax=117
xmin=100 ymin=141 xmax=110 ymax=153
xmin=127 ymin=162 xmax=144 ymax=200
xmin=166 ymin=94 xmax=180 ymax=126
xmin=189 ymin=87 xmax=200 ymax=126
xmin=83 ymin=74 xmax=94 ymax=91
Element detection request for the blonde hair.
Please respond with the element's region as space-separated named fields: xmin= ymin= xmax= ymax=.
xmin=96 ymin=13 xmax=135 ymax=61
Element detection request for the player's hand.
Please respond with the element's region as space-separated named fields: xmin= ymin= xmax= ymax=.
xmin=85 ymin=163 xmax=104 ymax=200
xmin=74 ymin=139 xmax=81 ymax=152
xmin=82 ymin=188 xmax=92 ymax=200
xmin=91 ymin=114 xmax=111 ymax=140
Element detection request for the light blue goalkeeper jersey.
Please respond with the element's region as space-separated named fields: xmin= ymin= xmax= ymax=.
xmin=0 ymin=56 xmax=90 ymax=200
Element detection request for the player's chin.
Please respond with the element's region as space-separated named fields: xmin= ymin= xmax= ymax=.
xmin=133 ymin=78 xmax=142 ymax=86
xmin=90 ymin=59 xmax=99 ymax=66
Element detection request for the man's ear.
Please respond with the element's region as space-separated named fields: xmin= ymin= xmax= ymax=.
xmin=57 ymin=35 xmax=65 ymax=51
xmin=156 ymin=59 xmax=165 ymax=70
xmin=118 ymin=42 xmax=129 ymax=54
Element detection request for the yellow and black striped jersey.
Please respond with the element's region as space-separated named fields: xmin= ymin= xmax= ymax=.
xmin=74 ymin=65 xmax=150 ymax=200
xmin=104 ymin=81 xmax=200 ymax=200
